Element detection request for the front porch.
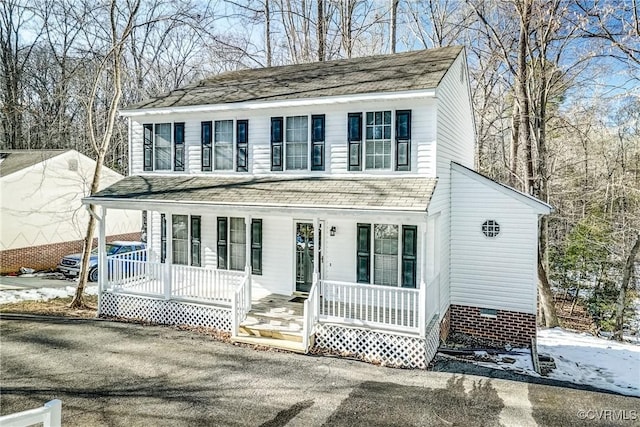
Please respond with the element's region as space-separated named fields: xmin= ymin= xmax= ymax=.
xmin=98 ymin=254 xmax=441 ymax=366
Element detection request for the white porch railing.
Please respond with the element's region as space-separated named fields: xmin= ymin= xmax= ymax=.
xmin=303 ymin=275 xmax=320 ymax=351
xmin=105 ymin=256 xmax=246 ymax=306
xmin=231 ymin=267 xmax=252 ymax=337
xmin=0 ymin=399 xmax=62 ymax=427
xmin=319 ymin=280 xmax=421 ymax=334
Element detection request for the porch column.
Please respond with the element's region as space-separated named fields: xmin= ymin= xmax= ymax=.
xmin=245 ymin=215 xmax=252 ymax=305
xmin=312 ymin=217 xmax=319 ymax=284
xmin=245 ymin=215 xmax=252 ymax=272
xmin=418 ymin=221 xmax=427 ymax=336
xmin=98 ymin=206 xmax=107 ymax=295
xmin=164 ymin=213 xmax=172 ymax=300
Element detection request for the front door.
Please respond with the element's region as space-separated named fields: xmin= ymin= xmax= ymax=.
xmin=295 ymin=221 xmax=322 ymax=293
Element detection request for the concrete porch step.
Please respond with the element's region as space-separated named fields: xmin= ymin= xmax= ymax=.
xmin=232 ymin=333 xmax=307 ymax=353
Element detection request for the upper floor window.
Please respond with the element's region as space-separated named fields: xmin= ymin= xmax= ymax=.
xmin=271 ymin=115 xmax=325 ymax=171
xmin=202 ymin=119 xmax=249 ymax=172
xmin=348 ymin=110 xmax=411 ymax=172
xmin=143 ymin=122 xmax=185 ymax=172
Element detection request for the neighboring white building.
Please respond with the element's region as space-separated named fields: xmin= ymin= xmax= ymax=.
xmin=0 ymin=149 xmax=141 ymax=273
xmin=84 ymin=46 xmax=551 ymax=368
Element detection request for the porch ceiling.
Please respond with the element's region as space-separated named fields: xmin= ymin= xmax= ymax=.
xmin=84 ymin=175 xmax=437 ymax=212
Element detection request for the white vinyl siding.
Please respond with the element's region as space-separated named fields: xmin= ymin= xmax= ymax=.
xmin=450 ymin=168 xmax=541 ymax=314
xmin=128 ymin=97 xmax=437 ymax=176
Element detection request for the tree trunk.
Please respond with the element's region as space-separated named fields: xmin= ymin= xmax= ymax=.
xmin=538 ymin=252 xmax=560 ymax=327
xmin=613 ymin=233 xmax=640 ymax=341
xmin=265 ymin=0 xmax=271 ymax=67
xmin=390 ymin=0 xmax=398 ymax=53
xmin=70 ymin=153 xmax=104 ymax=308
xmin=317 ymin=0 xmax=325 ymax=61
xmin=509 ymin=100 xmax=520 ymax=188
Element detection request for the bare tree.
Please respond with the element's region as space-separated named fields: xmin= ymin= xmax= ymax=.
xmin=71 ymin=0 xmax=141 ymax=308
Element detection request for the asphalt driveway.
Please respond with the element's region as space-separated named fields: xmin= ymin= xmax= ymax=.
xmin=1 ymin=315 xmax=638 ymax=426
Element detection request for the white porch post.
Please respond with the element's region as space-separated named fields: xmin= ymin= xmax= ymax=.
xmin=98 ymin=206 xmax=107 ymax=296
xmin=164 ymin=214 xmax=172 ymax=300
xmin=312 ymin=217 xmax=319 ymax=284
xmin=245 ymin=215 xmax=252 ymax=305
xmin=418 ymin=221 xmax=427 ymax=336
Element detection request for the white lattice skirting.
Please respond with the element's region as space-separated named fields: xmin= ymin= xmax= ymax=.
xmin=100 ymin=292 xmax=231 ymax=332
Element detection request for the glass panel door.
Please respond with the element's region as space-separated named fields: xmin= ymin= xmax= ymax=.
xmin=295 ymin=222 xmax=322 ymax=293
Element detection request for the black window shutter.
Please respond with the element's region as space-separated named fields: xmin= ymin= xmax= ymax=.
xmin=201 ymin=121 xmax=212 ymax=172
xmin=160 ymin=214 xmax=167 ymax=263
xmin=251 ymin=219 xmax=262 ymax=275
xmin=348 ymin=113 xmax=362 ymax=171
xmin=311 ymin=114 xmax=325 ymax=171
xmin=174 ymin=122 xmax=185 ymax=171
xmin=271 ymin=117 xmax=283 ymax=171
xmin=402 ymin=225 xmax=417 ymax=288
xmin=395 ymin=110 xmax=411 ymax=171
xmin=143 ymin=124 xmax=153 ymax=171
xmin=191 ymin=216 xmax=201 ymax=267
xmin=236 ymin=120 xmax=249 ymax=172
xmin=217 ymin=217 xmax=228 ymax=269
xmin=356 ymin=223 xmax=371 ymax=283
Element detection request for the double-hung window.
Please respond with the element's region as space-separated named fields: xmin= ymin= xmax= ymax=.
xmin=286 ymin=116 xmax=308 ymax=170
xmin=356 ymin=223 xmax=417 ymax=288
xmin=201 ymin=119 xmax=249 ymax=172
xmin=271 ymin=115 xmax=325 ymax=171
xmin=365 ymin=111 xmax=392 ymax=169
xmin=171 ymin=214 xmax=201 ymax=266
xmin=215 ymin=120 xmax=233 ymax=170
xmin=217 ymin=217 xmax=262 ymax=274
xmin=143 ymin=122 xmax=184 ymax=171
xmin=347 ymin=110 xmax=412 ymax=171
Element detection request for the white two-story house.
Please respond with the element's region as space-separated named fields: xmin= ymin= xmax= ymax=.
xmin=84 ymin=46 xmax=551 ymax=368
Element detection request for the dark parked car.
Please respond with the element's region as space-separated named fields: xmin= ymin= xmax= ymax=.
xmin=57 ymin=241 xmax=146 ymax=282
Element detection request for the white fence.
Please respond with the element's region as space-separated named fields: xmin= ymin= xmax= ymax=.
xmin=231 ymin=267 xmax=252 ymax=337
xmin=0 ymin=399 xmax=61 ymax=427
xmin=319 ymin=280 xmax=420 ymax=334
xmin=303 ymin=276 xmax=320 ymax=351
xmin=105 ymin=256 xmax=246 ymax=306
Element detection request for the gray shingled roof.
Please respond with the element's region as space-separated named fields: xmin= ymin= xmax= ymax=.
xmin=0 ymin=150 xmax=68 ymax=177
xmin=124 ymin=46 xmax=462 ymax=111
xmin=86 ymin=175 xmax=438 ymax=211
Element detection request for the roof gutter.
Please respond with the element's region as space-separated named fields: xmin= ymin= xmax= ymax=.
xmin=119 ymin=89 xmax=437 ymax=118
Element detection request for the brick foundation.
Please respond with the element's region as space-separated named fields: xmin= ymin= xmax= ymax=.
xmin=0 ymin=232 xmax=141 ymax=274
xmin=449 ymin=304 xmax=536 ymax=347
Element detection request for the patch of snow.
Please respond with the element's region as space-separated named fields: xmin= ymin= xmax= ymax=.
xmin=0 ymin=285 xmax=98 ymax=305
xmin=537 ymin=327 xmax=640 ymax=397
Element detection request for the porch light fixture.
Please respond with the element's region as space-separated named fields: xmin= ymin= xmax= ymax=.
xmin=330 ymin=226 xmax=337 ymax=236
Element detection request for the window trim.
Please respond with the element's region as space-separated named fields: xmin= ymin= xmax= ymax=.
xmin=357 ymin=222 xmax=418 ymax=288
xmin=311 ymin=114 xmax=325 ymax=171
xmin=236 ymin=120 xmax=249 ymax=172
xmin=170 ymin=214 xmax=201 ymax=266
xmin=201 ymin=121 xmax=212 ymax=172
xmin=271 ymin=117 xmax=283 ymax=171
xmin=217 ymin=217 xmax=263 ymax=274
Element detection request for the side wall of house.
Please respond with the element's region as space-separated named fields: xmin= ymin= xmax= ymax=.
xmin=128 ymin=98 xmax=437 ymax=178
xmin=428 ymin=51 xmax=476 ymax=320
xmin=0 ymin=151 xmax=141 ymax=254
xmin=450 ymin=167 xmax=539 ymax=346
